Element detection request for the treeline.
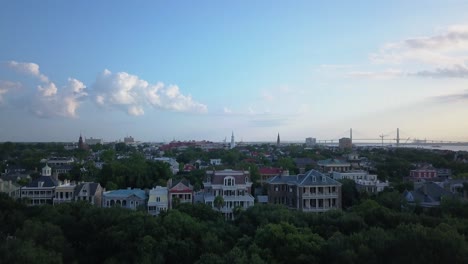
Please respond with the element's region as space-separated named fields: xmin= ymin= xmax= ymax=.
xmin=1 ymin=193 xmax=468 ymax=263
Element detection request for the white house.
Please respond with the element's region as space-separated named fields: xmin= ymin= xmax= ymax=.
xmin=203 ymin=169 xmax=254 ymax=220
xmin=147 ymin=186 xmax=168 ymax=216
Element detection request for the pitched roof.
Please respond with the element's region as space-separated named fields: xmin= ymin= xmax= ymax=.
xmin=25 ymin=175 xmax=58 ymax=188
xmin=74 ymin=182 xmax=101 ymax=196
xmin=268 ymin=170 xmax=341 ymax=186
xmin=317 ymin=159 xmax=350 ymax=166
xmin=405 ymin=182 xmax=455 ymax=203
xmin=103 ymin=188 xmax=147 ymax=200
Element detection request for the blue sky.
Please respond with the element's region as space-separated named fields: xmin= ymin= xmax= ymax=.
xmin=1 ymin=1 xmax=468 ymax=142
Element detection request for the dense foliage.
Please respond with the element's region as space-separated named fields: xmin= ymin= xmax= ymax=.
xmin=2 ymin=193 xmax=468 ymax=264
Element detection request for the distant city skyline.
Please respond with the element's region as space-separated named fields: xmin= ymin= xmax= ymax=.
xmin=1 ymin=1 xmax=468 ymax=142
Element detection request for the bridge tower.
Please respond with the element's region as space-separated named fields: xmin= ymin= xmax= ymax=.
xmin=396 ymin=128 xmax=400 ymax=148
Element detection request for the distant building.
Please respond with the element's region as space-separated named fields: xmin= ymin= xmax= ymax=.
xmin=85 ymin=137 xmax=103 ymax=145
xmin=331 ymin=171 xmax=388 ymax=193
xmin=410 ymin=165 xmax=437 ymax=181
xmin=210 ymin=159 xmax=222 ymax=166
xmin=20 ymin=164 xmax=59 ymax=206
xmin=305 ymin=137 xmax=316 ymax=147
xmin=102 ymin=188 xmax=147 ymax=210
xmin=168 ymin=179 xmax=193 ymax=209
xmin=41 ymin=157 xmax=75 ymax=166
xmin=154 ymin=157 xmax=179 ymax=174
xmin=259 ymin=167 xmax=289 ymax=185
xmin=317 ymin=159 xmax=351 ymax=174
xmin=147 ymin=186 xmax=168 ymax=216
xmin=277 ymin=133 xmax=280 ymax=146
xmin=294 ymin=158 xmax=316 ymax=173
xmin=78 ymin=134 xmax=89 ymax=150
xmin=339 ymin=137 xmax=352 ymax=150
xmin=124 ymin=136 xmax=135 ymax=144
xmin=203 ymin=169 xmax=254 ymax=220
xmin=355 ymin=180 xmax=389 ymax=193
xmin=74 ymin=182 xmax=103 ymax=207
xmin=267 ymin=170 xmax=342 ymax=212
xmin=0 ymin=179 xmax=21 ymax=198
xmin=332 ymin=170 xmax=377 ymax=181
xmin=403 ymin=182 xmax=456 ymax=207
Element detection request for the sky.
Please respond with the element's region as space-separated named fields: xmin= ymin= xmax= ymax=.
xmin=1 ymin=0 xmax=468 ymax=143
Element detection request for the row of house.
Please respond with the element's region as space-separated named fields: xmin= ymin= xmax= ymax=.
xmin=19 ymin=165 xmax=103 ymax=206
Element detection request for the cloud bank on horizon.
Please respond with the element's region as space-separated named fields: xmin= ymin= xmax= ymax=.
xmin=0 ymin=61 xmax=207 ymax=118
xmin=348 ymin=25 xmax=468 ymax=79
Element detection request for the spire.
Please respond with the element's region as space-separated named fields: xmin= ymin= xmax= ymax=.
xmin=277 ymin=133 xmax=280 ymax=146
xmin=230 ymin=131 xmax=236 ymax=149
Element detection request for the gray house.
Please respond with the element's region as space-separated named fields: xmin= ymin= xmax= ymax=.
xmin=102 ymin=188 xmax=147 ymax=210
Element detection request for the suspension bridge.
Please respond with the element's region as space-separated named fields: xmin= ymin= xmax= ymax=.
xmin=316 ymin=128 xmax=468 ymax=147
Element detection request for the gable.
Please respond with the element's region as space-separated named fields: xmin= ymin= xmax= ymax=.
xmin=170 ymin=182 xmax=192 ymax=192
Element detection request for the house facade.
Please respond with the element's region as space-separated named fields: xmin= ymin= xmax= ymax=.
xmin=102 ymin=188 xmax=147 ymax=210
xmin=20 ymin=164 xmax=59 ymax=206
xmin=147 ymin=186 xmax=168 ymax=216
xmin=74 ymin=182 xmax=103 ymax=206
xmin=317 ymin=159 xmax=351 ymax=174
xmin=168 ymin=179 xmax=193 ymax=208
xmin=53 ymin=181 xmax=76 ymax=205
xmin=203 ymin=169 xmax=255 ymax=220
xmin=267 ymin=170 xmax=342 ymax=212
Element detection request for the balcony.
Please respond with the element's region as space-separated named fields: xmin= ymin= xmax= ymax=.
xmin=302 ymin=206 xmax=339 ymax=212
xmin=302 ymin=192 xmax=339 ymax=198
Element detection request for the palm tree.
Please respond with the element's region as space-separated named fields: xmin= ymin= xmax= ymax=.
xmin=214 ymin=195 xmax=224 ymax=211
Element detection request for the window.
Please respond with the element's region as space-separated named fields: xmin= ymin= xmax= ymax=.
xmin=224 ymin=177 xmax=235 ymax=186
xmin=156 ymin=197 xmax=160 ymax=202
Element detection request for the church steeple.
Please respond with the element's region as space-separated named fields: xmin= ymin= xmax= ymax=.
xmin=78 ymin=133 xmax=88 ymax=150
xmin=277 ymin=133 xmax=280 ymax=146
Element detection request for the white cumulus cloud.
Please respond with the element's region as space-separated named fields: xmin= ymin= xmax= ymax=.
xmin=7 ymin=61 xmax=49 ymax=83
xmin=92 ymin=69 xmax=207 ymax=115
xmin=2 ymin=61 xmax=88 ymax=118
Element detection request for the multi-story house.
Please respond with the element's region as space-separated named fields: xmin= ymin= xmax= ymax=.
xmin=74 ymin=182 xmax=103 ymax=207
xmin=147 ymin=186 xmax=168 ymax=216
xmin=168 ymin=179 xmax=193 ymax=208
xmin=332 ymin=170 xmax=388 ymax=193
xmin=267 ymin=170 xmax=342 ymax=213
xmin=409 ymin=165 xmax=437 ymax=181
xmin=102 ymin=188 xmax=147 ymax=210
xmin=317 ymin=159 xmax=351 ymax=174
xmin=203 ymin=169 xmax=255 ymax=220
xmin=0 ymin=179 xmax=21 ymax=198
xmin=332 ymin=170 xmax=377 ymax=181
xmin=20 ymin=164 xmax=59 ymax=206
xmin=53 ymin=180 xmax=76 ymax=205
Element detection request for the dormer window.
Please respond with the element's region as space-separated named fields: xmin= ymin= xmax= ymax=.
xmin=224 ymin=177 xmax=235 ymax=186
